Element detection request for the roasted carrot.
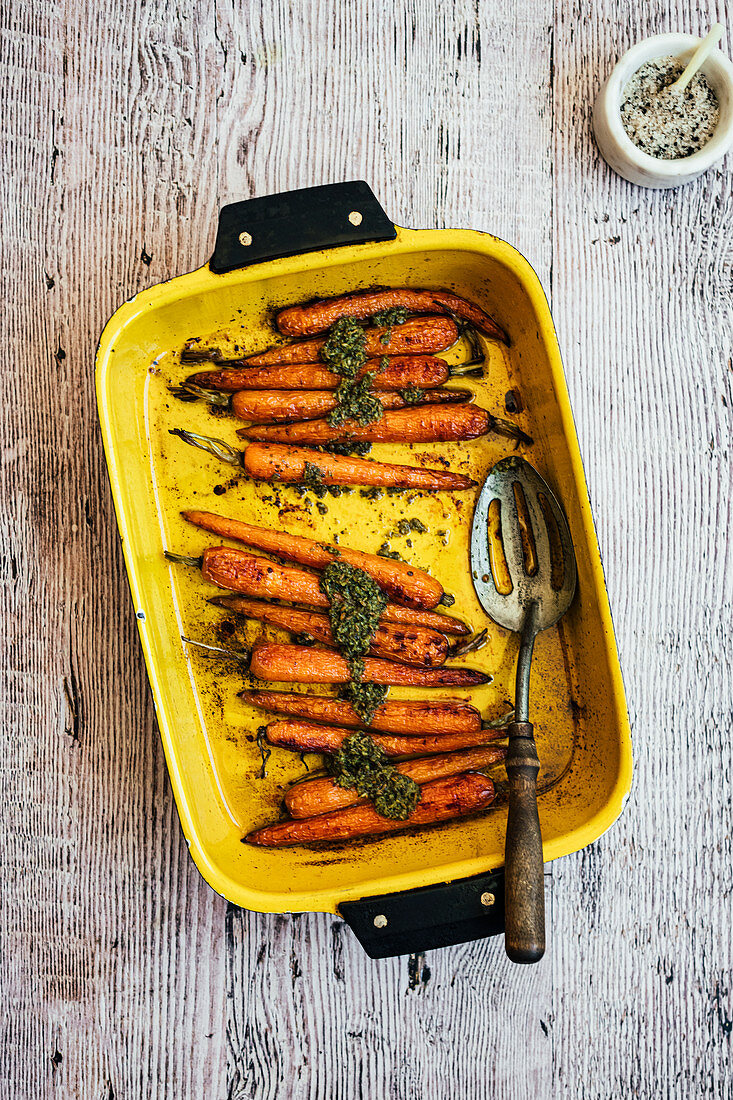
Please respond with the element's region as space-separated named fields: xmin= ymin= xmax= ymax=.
xmin=242 ymin=443 xmax=477 ymax=491
xmin=239 ymin=690 xmax=483 ymax=734
xmin=285 ymin=745 xmax=507 ymax=818
xmin=275 ymin=288 xmax=508 ymax=343
xmin=180 ymin=548 xmax=468 ymax=634
xmin=367 ymin=603 xmax=469 ymax=636
xmin=237 ymin=404 xmax=528 ymax=446
xmin=227 ymin=387 xmax=470 ymax=423
xmin=246 ymin=772 xmax=496 ymax=846
xmin=250 ymin=644 xmax=490 ymax=686
xmin=183 ymin=317 xmax=459 ymax=369
xmin=172 ymin=430 xmax=477 ymax=491
xmin=265 ymin=719 xmax=503 ymax=755
xmin=183 ymin=510 xmax=443 ymax=609
xmin=200 ymin=547 xmax=326 ymax=605
xmin=213 ymin=591 xmax=468 ymax=636
xmin=185 ymin=355 xmax=456 ymax=393
xmin=210 ymin=596 xmax=448 ymax=668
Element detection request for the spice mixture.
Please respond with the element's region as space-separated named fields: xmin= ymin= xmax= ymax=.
xmin=621 ymin=56 xmax=719 ymax=159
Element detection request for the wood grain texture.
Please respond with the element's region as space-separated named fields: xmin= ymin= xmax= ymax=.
xmin=1 ymin=0 xmax=731 ymax=1098
xmin=550 ymin=4 xmax=733 ymax=1097
xmin=1 ymin=2 xmax=227 ymax=1099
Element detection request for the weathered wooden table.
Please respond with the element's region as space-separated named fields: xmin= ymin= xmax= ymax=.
xmin=3 ymin=2 xmax=731 ymax=1096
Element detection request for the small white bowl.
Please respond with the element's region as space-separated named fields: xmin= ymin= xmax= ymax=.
xmin=593 ymin=33 xmax=733 ymax=188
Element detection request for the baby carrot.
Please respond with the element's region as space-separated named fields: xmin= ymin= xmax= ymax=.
xmin=238 ymin=690 xmax=483 ymax=734
xmin=285 ymin=745 xmax=507 ymax=818
xmin=183 ymin=509 xmax=444 ymax=609
xmin=170 ymin=431 xmax=477 ymax=490
xmin=249 ymin=644 xmax=490 ymax=687
xmin=168 ymin=547 xmax=469 ymax=635
xmin=265 ymin=719 xmax=502 ymax=755
xmin=237 ymin=404 xmax=507 ymax=445
xmin=185 ymin=356 xmax=455 ymax=393
xmin=227 ymin=386 xmax=469 ymax=422
xmin=242 ymin=443 xmax=476 ymax=491
xmin=183 ymin=317 xmax=459 ymax=369
xmin=211 ymin=595 xmax=448 ymax=668
xmin=275 ymin=288 xmax=507 ymax=343
xmin=246 ymin=772 xmax=496 ymax=847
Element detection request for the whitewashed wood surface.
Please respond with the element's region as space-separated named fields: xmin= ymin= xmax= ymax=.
xmin=2 ymin=0 xmax=732 ymax=1096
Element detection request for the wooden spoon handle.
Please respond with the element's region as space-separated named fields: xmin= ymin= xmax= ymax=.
xmin=504 ymin=722 xmax=545 ymax=963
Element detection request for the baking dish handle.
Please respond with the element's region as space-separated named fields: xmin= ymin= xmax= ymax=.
xmin=339 ymin=868 xmax=506 ymax=958
xmin=209 ymin=181 xmax=397 ymax=274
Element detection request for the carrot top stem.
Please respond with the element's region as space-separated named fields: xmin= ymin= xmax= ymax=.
xmin=169 ymin=428 xmax=243 ymax=466
xmin=447 ymin=362 xmax=484 ymax=377
xmin=164 ymin=551 xmax=204 ymax=568
xmin=181 ymin=635 xmax=251 ymax=666
xmin=487 ymin=414 xmax=533 ymax=445
xmin=482 ymin=709 xmax=515 ymax=730
xmin=448 ymin=628 xmax=488 ymax=658
xmin=181 ymin=343 xmax=225 ymax=362
xmin=169 ymin=384 xmax=232 ymax=407
xmin=459 ymin=323 xmax=484 ymax=365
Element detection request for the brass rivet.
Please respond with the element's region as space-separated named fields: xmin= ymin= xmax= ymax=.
xmin=239 ymin=231 xmax=253 ymax=247
xmin=373 ymin=914 xmax=388 ymax=928
xmin=480 ymin=892 xmax=495 ymax=907
xmin=348 ymin=210 xmax=363 ymax=226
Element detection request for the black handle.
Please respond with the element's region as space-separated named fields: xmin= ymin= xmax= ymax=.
xmin=504 ymin=722 xmax=545 ymax=963
xmin=339 ymin=869 xmax=505 ymax=959
xmin=209 ymin=181 xmax=397 ymax=274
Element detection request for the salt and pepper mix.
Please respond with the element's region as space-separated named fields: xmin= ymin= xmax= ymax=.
xmin=621 ymin=56 xmax=720 ymax=160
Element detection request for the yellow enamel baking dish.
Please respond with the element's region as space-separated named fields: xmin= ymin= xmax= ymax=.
xmin=96 ymin=182 xmax=632 ymax=956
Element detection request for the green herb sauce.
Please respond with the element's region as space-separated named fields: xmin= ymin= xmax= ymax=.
xmin=321 ymin=316 xmax=367 ymax=374
xmin=337 ymin=680 xmax=388 ymax=723
xmin=323 ymin=439 xmax=373 ymax=457
xmin=320 ymin=317 xmax=384 ymax=428
xmin=399 ymin=384 xmax=426 ymax=404
xmin=330 ymin=373 xmax=382 ymax=428
xmin=372 ymin=307 xmax=409 ymax=344
xmin=303 ymin=461 xmax=328 ymax=497
xmin=371 ymin=307 xmax=409 ymax=327
xmin=320 ymin=561 xmax=389 ymax=728
xmin=377 ymin=542 xmax=403 ymax=561
xmin=330 ymin=731 xmax=420 ymax=820
xmin=320 ymin=561 xmax=387 ymax=665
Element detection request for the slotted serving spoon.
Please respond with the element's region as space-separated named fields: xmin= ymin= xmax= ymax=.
xmin=471 ymin=457 xmax=577 ymax=963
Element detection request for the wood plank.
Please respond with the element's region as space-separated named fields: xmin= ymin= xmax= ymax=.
xmin=0 ymin=1 xmax=228 ymax=1097
xmin=550 ymin=2 xmax=733 ymax=1096
xmin=226 ymin=907 xmax=554 ymax=1100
